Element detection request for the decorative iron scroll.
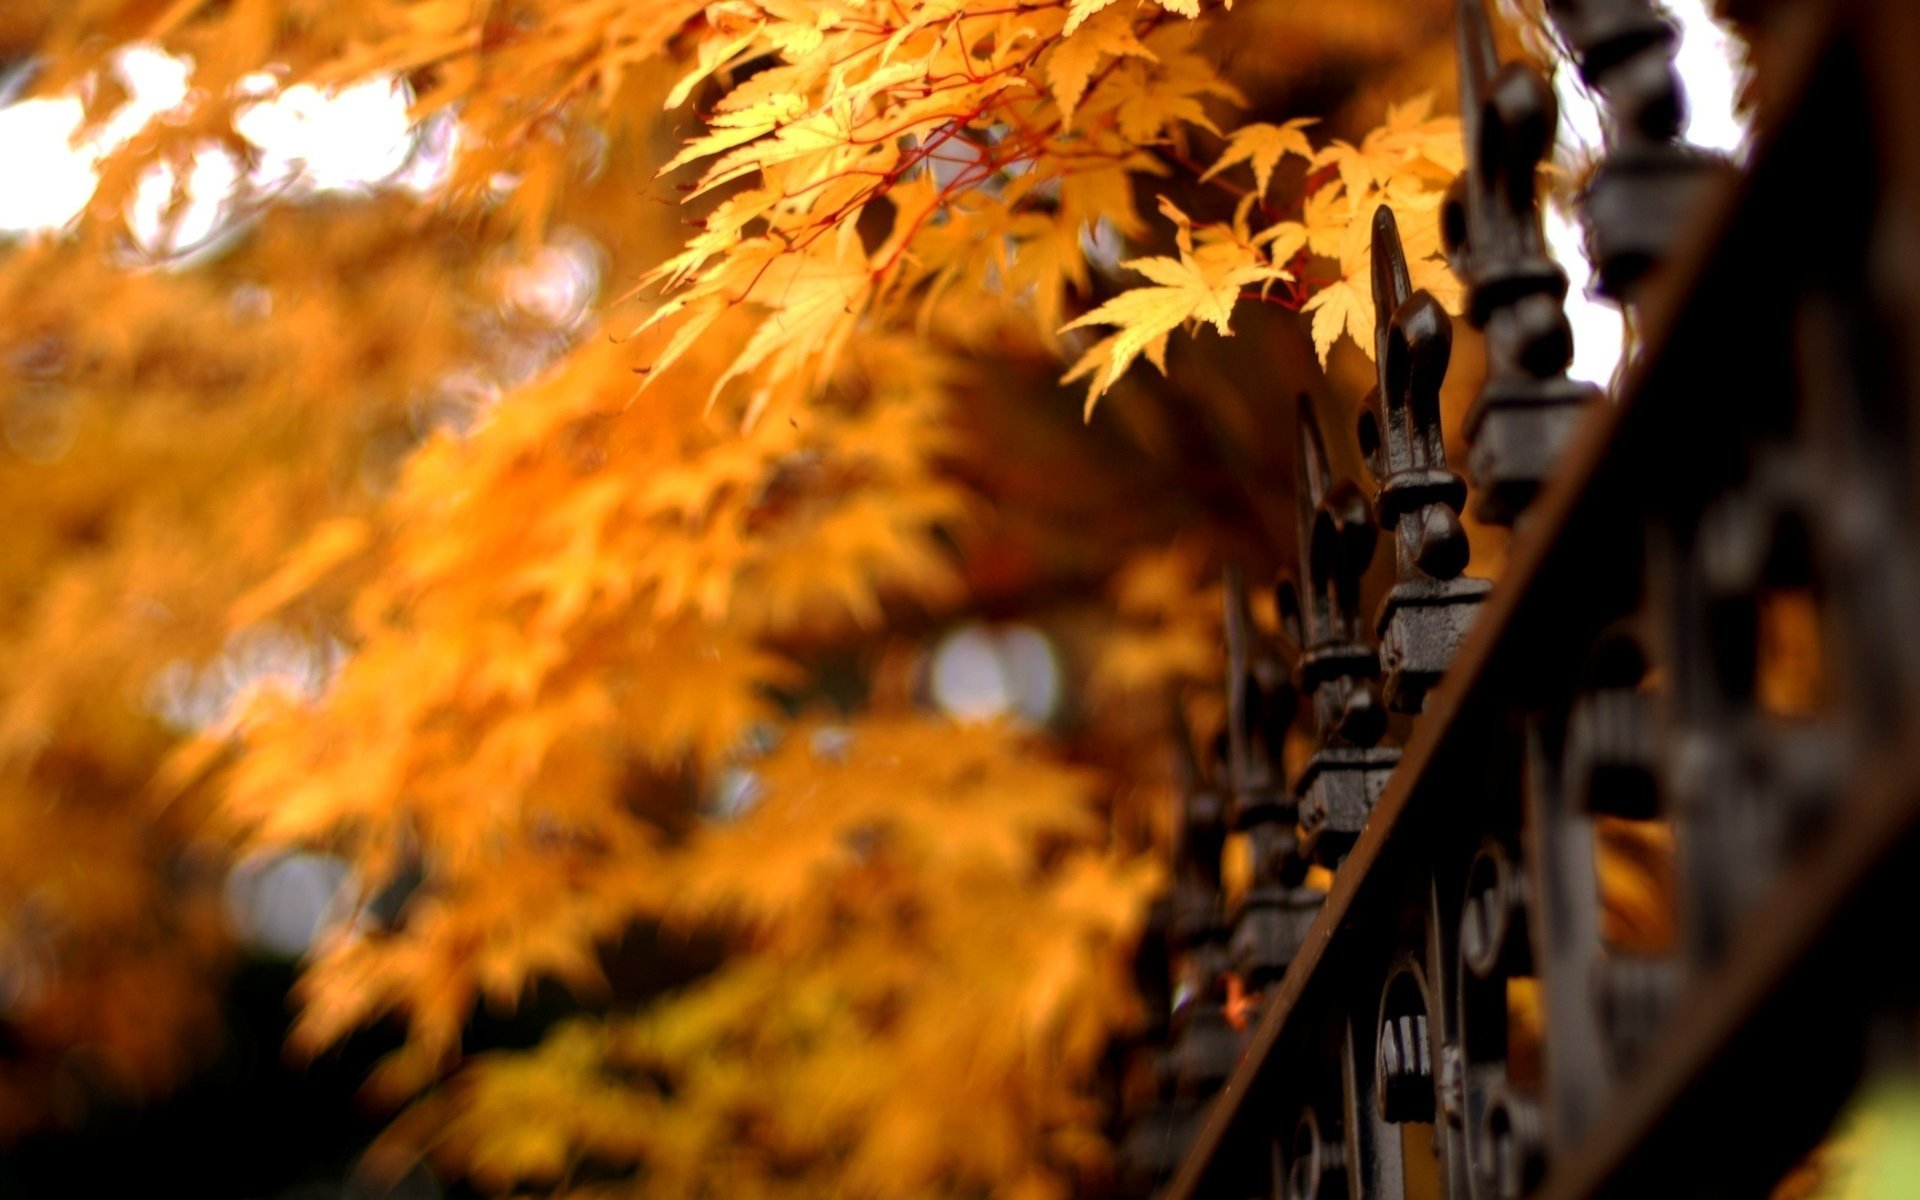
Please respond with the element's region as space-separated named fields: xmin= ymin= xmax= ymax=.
xmin=1135 ymin=3 xmax=1920 ymax=1198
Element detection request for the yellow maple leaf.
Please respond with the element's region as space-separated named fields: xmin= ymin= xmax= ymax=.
xmin=1107 ymin=29 xmax=1243 ymax=143
xmin=656 ymin=93 xmax=810 ymax=180
xmin=1301 ymin=219 xmax=1462 ymax=367
xmin=1047 ymin=6 xmax=1156 ymax=129
xmin=664 ymin=1 xmax=767 ymax=108
xmin=1311 ymin=92 xmax=1463 ymax=207
xmin=1060 ymin=198 xmax=1286 ymax=414
xmin=1201 ymin=117 xmax=1317 ymax=196
xmin=1061 ymin=329 xmax=1170 ymax=418
xmin=1302 ymin=181 xmax=1350 ymax=259
xmin=1301 ymin=272 xmax=1371 ymax=368
xmin=1377 ymin=91 xmax=1465 ymax=174
xmin=1064 ymin=0 xmax=1123 ymax=35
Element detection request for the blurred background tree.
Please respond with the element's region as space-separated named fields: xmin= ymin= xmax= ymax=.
xmin=0 ymin=1 xmax=1761 ymax=1197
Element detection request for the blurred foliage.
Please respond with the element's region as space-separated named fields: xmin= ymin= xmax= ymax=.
xmin=1776 ymin=1078 xmax=1920 ymax=1200
xmin=0 ymin=0 xmax=1712 ymax=1196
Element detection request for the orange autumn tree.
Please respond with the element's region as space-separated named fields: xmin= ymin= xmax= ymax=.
xmin=0 ymin=0 xmax=1497 ymax=1194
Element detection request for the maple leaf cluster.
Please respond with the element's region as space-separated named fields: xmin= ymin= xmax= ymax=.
xmin=0 ymin=0 xmax=1556 ymax=1194
xmin=630 ymin=0 xmax=1463 ymax=418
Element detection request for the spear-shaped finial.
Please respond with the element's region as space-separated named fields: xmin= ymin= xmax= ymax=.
xmin=1284 ymin=398 xmax=1398 ymax=867
xmin=1362 ymin=205 xmax=1491 ymax=714
xmin=1223 ymin=563 xmax=1295 ymax=830
xmin=1287 ymin=400 xmax=1385 ymax=746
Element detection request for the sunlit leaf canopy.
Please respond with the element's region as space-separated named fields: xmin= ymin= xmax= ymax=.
xmin=0 ymin=0 xmax=1767 ymax=1196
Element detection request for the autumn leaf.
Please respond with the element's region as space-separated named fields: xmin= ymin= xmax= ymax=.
xmin=227 ymin=517 xmax=370 ymax=629
xmin=1301 ymin=272 xmax=1371 ymax=366
xmin=1061 ymin=198 xmax=1287 ymax=414
xmin=0 ymin=0 xmax=1517 ymax=1193
xmin=1202 ymin=117 xmax=1317 ymax=196
xmin=1047 ymin=6 xmax=1156 ymax=129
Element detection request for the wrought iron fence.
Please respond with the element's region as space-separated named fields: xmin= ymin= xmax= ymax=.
xmin=1119 ymin=0 xmax=1920 ymax=1196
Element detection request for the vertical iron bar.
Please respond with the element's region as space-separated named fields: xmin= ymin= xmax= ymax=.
xmin=1446 ymin=0 xmax=1603 ymax=524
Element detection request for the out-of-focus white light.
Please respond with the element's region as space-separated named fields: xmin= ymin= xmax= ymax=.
xmin=396 ymin=111 xmax=461 ymax=196
xmin=412 ymin=367 xmax=502 ymax=437
xmin=0 ymin=44 xmax=197 ymax=236
xmin=929 ymin=622 xmax=1063 ymax=724
xmin=932 ymin=624 xmax=1011 ymax=722
xmin=997 ymin=624 xmax=1063 ymax=723
xmin=236 ymin=77 xmax=418 ymax=193
xmin=1550 ymin=65 xmax=1606 ymax=169
xmin=1547 ymin=0 xmax=1747 ymax=162
xmin=1079 ymin=216 xmax=1124 ymax=277
xmin=1666 ymin=0 xmax=1748 ymax=156
xmin=147 ymin=624 xmax=345 ymax=733
xmin=809 ymin=725 xmax=854 ymax=761
xmin=104 ymin=44 xmax=192 ymax=137
xmin=1545 ymin=200 xmax=1626 ymax=390
xmin=229 ymin=282 xmax=274 ymax=322
xmin=502 ymin=231 xmax=604 ymax=330
xmin=708 ymin=767 xmax=765 ymax=820
xmin=0 ymin=98 xmax=98 ymax=232
xmin=222 ymin=851 xmax=354 ymax=958
xmin=127 ymin=144 xmax=244 ymax=259
xmin=1543 ymin=0 xmax=1750 ymax=391
xmin=0 ymin=45 xmax=442 ymax=244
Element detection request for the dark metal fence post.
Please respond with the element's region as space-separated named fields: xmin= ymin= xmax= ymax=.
xmin=1223 ymin=566 xmax=1321 ymax=1007
xmin=1445 ymin=0 xmax=1603 ymax=525
xmin=1166 ymin=704 xmax=1242 ymax=1105
xmin=1286 ymin=402 xmax=1397 ymax=868
xmin=1362 ymin=207 xmax=1491 ymax=714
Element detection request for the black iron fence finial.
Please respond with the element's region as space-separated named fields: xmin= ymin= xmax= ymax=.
xmin=1363 ymin=206 xmax=1492 ymax=715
